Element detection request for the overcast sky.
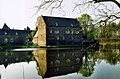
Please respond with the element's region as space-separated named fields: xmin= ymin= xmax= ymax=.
xmin=0 ymin=0 xmax=75 ymax=30
xmin=0 ymin=0 xmax=39 ymax=30
xmin=0 ymin=0 xmax=119 ymax=30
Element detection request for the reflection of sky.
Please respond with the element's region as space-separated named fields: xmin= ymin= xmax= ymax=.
xmin=90 ymin=60 xmax=120 ymax=79
xmin=0 ymin=61 xmax=41 ymax=79
xmin=45 ymin=73 xmax=83 ymax=79
xmin=0 ymin=60 xmax=120 ymax=79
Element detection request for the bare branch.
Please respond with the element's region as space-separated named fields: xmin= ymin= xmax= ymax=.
xmin=94 ymin=9 xmax=120 ymax=26
xmin=34 ymin=0 xmax=64 ymax=15
xmin=34 ymin=0 xmax=120 ymax=28
xmin=93 ymin=0 xmax=120 ymax=8
xmin=72 ymin=1 xmax=93 ymax=12
xmin=50 ymin=0 xmax=63 ymax=14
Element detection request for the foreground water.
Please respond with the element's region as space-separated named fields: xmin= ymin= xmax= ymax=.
xmin=0 ymin=45 xmax=120 ymax=79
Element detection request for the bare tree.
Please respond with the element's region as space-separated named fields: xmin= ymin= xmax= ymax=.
xmin=35 ymin=0 xmax=120 ymax=12
xmin=35 ymin=0 xmax=120 ymax=26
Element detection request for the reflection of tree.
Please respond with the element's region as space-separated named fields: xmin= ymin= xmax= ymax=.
xmin=79 ymin=49 xmax=98 ymax=77
xmin=100 ymin=49 xmax=120 ymax=65
xmin=79 ymin=46 xmax=120 ymax=77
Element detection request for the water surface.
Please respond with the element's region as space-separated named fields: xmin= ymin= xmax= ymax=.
xmin=0 ymin=45 xmax=120 ymax=79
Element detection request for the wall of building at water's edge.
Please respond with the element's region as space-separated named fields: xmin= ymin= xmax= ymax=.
xmin=32 ymin=16 xmax=46 ymax=46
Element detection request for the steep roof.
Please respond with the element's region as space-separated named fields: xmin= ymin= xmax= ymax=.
xmin=42 ymin=16 xmax=80 ymax=27
xmin=2 ymin=23 xmax=10 ymax=30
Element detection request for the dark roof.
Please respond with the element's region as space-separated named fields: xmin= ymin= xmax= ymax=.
xmin=2 ymin=23 xmax=10 ymax=30
xmin=27 ymin=26 xmax=30 ymax=30
xmin=42 ymin=16 xmax=80 ymax=27
xmin=1 ymin=23 xmax=31 ymax=31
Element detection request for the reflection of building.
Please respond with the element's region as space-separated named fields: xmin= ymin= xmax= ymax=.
xmin=32 ymin=48 xmax=83 ymax=78
xmin=0 ymin=23 xmax=32 ymax=46
xmin=0 ymin=50 xmax=33 ymax=68
xmin=32 ymin=16 xmax=83 ymax=46
xmin=32 ymin=49 xmax=47 ymax=77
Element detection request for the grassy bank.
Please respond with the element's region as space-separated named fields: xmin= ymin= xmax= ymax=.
xmin=100 ymin=42 xmax=120 ymax=45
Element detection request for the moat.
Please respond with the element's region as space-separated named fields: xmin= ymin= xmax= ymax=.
xmin=0 ymin=44 xmax=120 ymax=79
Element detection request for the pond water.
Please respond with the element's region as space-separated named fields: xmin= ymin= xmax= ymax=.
xmin=0 ymin=45 xmax=120 ymax=79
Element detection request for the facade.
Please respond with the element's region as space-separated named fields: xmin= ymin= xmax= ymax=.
xmin=32 ymin=16 xmax=83 ymax=46
xmin=0 ymin=23 xmax=32 ymax=46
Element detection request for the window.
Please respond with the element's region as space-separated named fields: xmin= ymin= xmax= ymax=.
xmin=57 ymin=36 xmax=59 ymax=40
xmin=50 ymin=30 xmax=52 ymax=33
xmin=75 ymin=30 xmax=79 ymax=34
xmin=54 ymin=30 xmax=59 ymax=34
xmin=4 ymin=32 xmax=7 ymax=35
xmin=55 ymin=60 xmax=60 ymax=64
xmin=16 ymin=32 xmax=18 ymax=35
xmin=65 ymin=30 xmax=70 ymax=34
xmin=66 ymin=59 xmax=71 ymax=63
xmin=63 ymin=36 xmax=65 ymax=40
xmin=71 ymin=36 xmax=74 ymax=40
xmin=76 ymin=58 xmax=80 ymax=63
xmin=55 ymin=22 xmax=58 ymax=26
xmin=71 ymin=23 xmax=73 ymax=27
xmin=50 ymin=61 xmax=53 ymax=64
xmin=10 ymin=38 xmax=14 ymax=42
xmin=4 ymin=38 xmax=8 ymax=43
xmin=57 ymin=54 xmax=60 ymax=57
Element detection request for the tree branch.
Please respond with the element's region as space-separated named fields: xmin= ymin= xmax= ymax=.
xmin=94 ymin=0 xmax=120 ymax=8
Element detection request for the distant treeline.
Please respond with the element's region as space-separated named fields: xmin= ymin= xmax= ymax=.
xmin=95 ymin=22 xmax=120 ymax=39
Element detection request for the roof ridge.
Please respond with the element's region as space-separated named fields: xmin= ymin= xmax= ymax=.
xmin=42 ymin=15 xmax=76 ymax=19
